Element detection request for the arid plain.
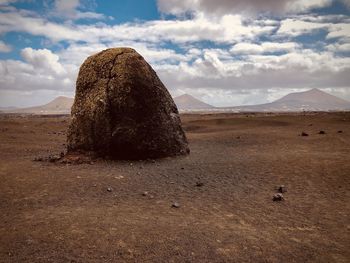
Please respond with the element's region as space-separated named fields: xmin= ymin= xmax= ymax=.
xmin=0 ymin=112 xmax=349 ymax=262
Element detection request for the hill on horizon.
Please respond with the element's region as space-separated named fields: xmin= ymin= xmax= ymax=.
xmin=12 ymin=96 xmax=74 ymax=114
xmin=225 ymin=88 xmax=350 ymax=112
xmin=173 ymin=94 xmax=214 ymax=110
xmin=2 ymin=88 xmax=350 ymax=114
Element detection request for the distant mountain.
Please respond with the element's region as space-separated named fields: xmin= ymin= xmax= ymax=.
xmin=3 ymin=89 xmax=349 ymax=114
xmin=225 ymin=89 xmax=350 ymax=112
xmin=12 ymin=96 xmax=74 ymax=114
xmin=174 ymin=94 xmax=214 ymax=110
xmin=0 ymin=106 xmax=17 ymax=112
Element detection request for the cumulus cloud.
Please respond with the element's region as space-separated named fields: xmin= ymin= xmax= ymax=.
xmin=0 ymin=10 xmax=276 ymax=44
xmin=52 ymin=0 xmax=105 ymax=20
xmin=0 ymin=0 xmax=349 ymax=107
xmin=230 ymin=42 xmax=300 ymax=54
xmin=0 ymin=47 xmax=76 ymax=107
xmin=21 ymin=47 xmax=66 ymax=75
xmin=157 ymin=0 xmax=334 ymax=15
xmin=0 ymin=40 xmax=11 ymax=52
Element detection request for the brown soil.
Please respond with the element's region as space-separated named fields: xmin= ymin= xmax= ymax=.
xmin=0 ymin=112 xmax=349 ymax=263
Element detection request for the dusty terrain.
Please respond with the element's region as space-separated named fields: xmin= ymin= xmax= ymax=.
xmin=0 ymin=112 xmax=349 ymax=262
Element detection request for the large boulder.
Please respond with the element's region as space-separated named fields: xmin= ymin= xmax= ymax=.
xmin=67 ymin=48 xmax=189 ymax=159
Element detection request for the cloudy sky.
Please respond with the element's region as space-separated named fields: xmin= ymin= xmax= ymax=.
xmin=0 ymin=0 xmax=350 ymax=107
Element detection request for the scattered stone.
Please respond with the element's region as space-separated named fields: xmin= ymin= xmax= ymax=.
xmin=277 ymin=185 xmax=287 ymax=193
xmin=196 ymin=182 xmax=204 ymax=187
xmin=181 ymin=167 xmax=185 ymax=170
xmin=272 ymin=193 xmax=284 ymax=201
xmin=318 ymin=130 xmax=326 ymax=134
xmin=48 ymin=155 xmax=62 ymax=162
xmin=33 ymin=157 xmax=43 ymax=162
xmin=67 ymin=48 xmax=189 ymax=160
xmin=107 ymin=187 xmax=113 ymax=192
xmin=338 ymin=130 xmax=343 ymax=133
xmin=172 ymin=202 xmax=180 ymax=208
xmin=301 ymin=132 xmax=309 ymax=136
xmin=142 ymin=191 xmax=148 ymax=196
xmin=236 ymin=136 xmax=241 ymax=139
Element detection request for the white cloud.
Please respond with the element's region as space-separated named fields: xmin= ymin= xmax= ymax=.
xmin=21 ymin=47 xmax=66 ymax=75
xmin=327 ymin=23 xmax=350 ymax=40
xmin=277 ymin=18 xmax=329 ymax=36
xmin=327 ymin=42 xmax=350 ymax=52
xmin=0 ymin=10 xmax=276 ymax=44
xmin=286 ymin=0 xmax=332 ymax=13
xmin=231 ymin=42 xmax=300 ymax=54
xmin=0 ymin=40 xmax=11 ymax=52
xmin=0 ymin=1 xmax=349 ymax=107
xmin=157 ymin=0 xmax=334 ymax=15
xmin=55 ymin=0 xmax=80 ymax=13
xmin=52 ymin=0 xmax=105 ymax=20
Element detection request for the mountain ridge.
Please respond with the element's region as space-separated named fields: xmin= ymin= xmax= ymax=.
xmin=223 ymin=89 xmax=350 ymax=112
xmin=174 ymin=94 xmax=214 ymax=110
xmin=2 ymin=89 xmax=350 ymax=114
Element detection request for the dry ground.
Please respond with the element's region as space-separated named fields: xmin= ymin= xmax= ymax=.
xmin=0 ymin=112 xmax=349 ymax=263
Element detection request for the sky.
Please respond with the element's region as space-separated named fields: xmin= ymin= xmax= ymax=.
xmin=0 ymin=0 xmax=350 ymax=107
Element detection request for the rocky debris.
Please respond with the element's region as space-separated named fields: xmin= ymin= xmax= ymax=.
xmin=272 ymin=193 xmax=284 ymax=201
xmin=33 ymin=154 xmax=62 ymax=163
xmin=196 ymin=182 xmax=204 ymax=187
xmin=277 ymin=185 xmax=287 ymax=193
xmin=67 ymin=47 xmax=189 ymax=160
xmin=33 ymin=156 xmax=43 ymax=162
xmin=338 ymin=130 xmax=343 ymax=133
xmin=172 ymin=202 xmax=180 ymax=208
xmin=319 ymin=130 xmax=326 ymax=134
xmin=142 ymin=191 xmax=148 ymax=196
xmin=236 ymin=136 xmax=241 ymax=139
xmin=301 ymin=132 xmax=309 ymax=136
xmin=107 ymin=187 xmax=113 ymax=192
xmin=59 ymin=152 xmax=94 ymax=165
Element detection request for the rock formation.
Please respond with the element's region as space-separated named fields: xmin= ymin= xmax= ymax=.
xmin=67 ymin=48 xmax=189 ymax=159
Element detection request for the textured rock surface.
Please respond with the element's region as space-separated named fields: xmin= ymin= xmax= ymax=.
xmin=67 ymin=48 xmax=189 ymax=159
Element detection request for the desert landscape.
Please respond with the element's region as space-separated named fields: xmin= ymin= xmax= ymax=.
xmin=1 ymin=112 xmax=349 ymax=262
xmin=1 ymin=1 xmax=350 ymax=262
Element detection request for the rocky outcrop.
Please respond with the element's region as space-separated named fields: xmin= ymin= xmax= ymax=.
xmin=67 ymin=48 xmax=189 ymax=159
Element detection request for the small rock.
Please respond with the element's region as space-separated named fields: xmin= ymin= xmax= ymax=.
xmin=142 ymin=191 xmax=148 ymax=196
xmin=196 ymin=182 xmax=204 ymax=187
xmin=301 ymin=132 xmax=309 ymax=136
xmin=277 ymin=185 xmax=287 ymax=193
xmin=172 ymin=202 xmax=180 ymax=208
xmin=48 ymin=155 xmax=61 ymax=162
xmin=107 ymin=187 xmax=112 ymax=192
xmin=181 ymin=167 xmax=184 ymax=170
xmin=272 ymin=193 xmax=284 ymax=201
xmin=60 ymin=151 xmax=65 ymax=158
xmin=318 ymin=130 xmax=326 ymax=134
xmin=33 ymin=157 xmax=43 ymax=162
xmin=236 ymin=136 xmax=241 ymax=139
xmin=338 ymin=130 xmax=343 ymax=133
